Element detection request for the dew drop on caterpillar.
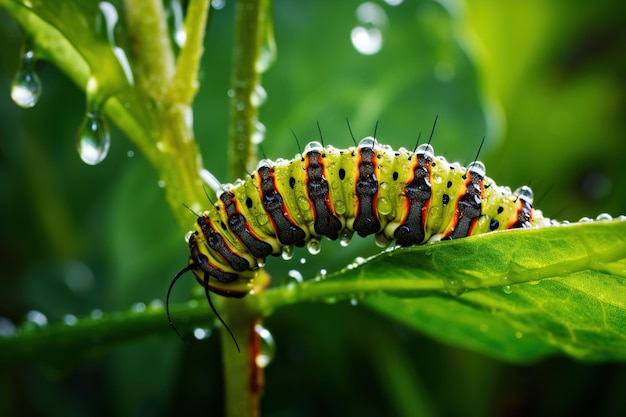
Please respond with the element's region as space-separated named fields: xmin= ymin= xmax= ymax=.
xmin=166 ymin=134 xmax=553 ymax=347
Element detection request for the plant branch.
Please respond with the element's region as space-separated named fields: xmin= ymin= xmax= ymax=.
xmin=227 ymin=0 xmax=268 ymax=181
xmin=170 ymin=0 xmax=210 ymax=104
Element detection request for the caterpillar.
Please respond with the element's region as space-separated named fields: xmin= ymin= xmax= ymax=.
xmin=166 ymin=133 xmax=551 ymax=347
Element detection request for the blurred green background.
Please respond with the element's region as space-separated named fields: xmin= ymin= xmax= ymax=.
xmin=1 ymin=0 xmax=625 ymax=416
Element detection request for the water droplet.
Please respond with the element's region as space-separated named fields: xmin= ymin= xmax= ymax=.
xmin=77 ymin=112 xmax=111 ymax=165
xmin=334 ymin=199 xmax=347 ymax=215
xmin=63 ymin=314 xmax=78 ymax=326
xmin=299 ymin=257 xmax=306 ymax=264
xmin=11 ymin=66 xmax=41 ymax=108
xmin=98 ymin=2 xmax=134 ymax=85
xmin=282 ymin=269 xmax=303 ymax=299
xmin=169 ymin=0 xmax=186 ymax=48
xmin=90 ymin=309 xmax=103 ymax=319
xmin=62 ymin=260 xmax=96 ymax=294
xmin=316 ymin=269 xmax=328 ymax=280
xmin=193 ymin=327 xmax=212 ymax=340
xmin=351 ymin=26 xmax=383 ymax=55
xmin=502 ymin=285 xmax=513 ymax=294
xmin=515 ymin=331 xmax=523 ymax=339
xmin=256 ymin=20 xmax=276 ymax=73
xmin=157 ymin=180 xmax=166 ymax=188
xmin=384 ymin=0 xmax=403 ymax=5
xmin=351 ymin=2 xmax=387 ymax=55
xmin=284 ymin=269 xmax=303 ymax=286
xmin=350 ymin=297 xmax=359 ymax=306
xmin=131 ymin=302 xmax=146 ymax=313
xmin=149 ymin=299 xmax=164 ymax=310
xmin=127 ymin=150 xmax=135 ymax=158
xmin=596 ymin=213 xmax=613 ymax=222
xmin=251 ymin=84 xmax=267 ymax=107
xmin=306 ymin=239 xmax=321 ymax=255
xmin=254 ymin=324 xmax=275 ymax=368
xmin=340 ymin=230 xmax=353 ymax=247
xmin=443 ymin=278 xmax=465 ymax=296
xmin=281 ymin=245 xmax=294 ymax=260
xmin=26 ymin=310 xmax=48 ymax=327
xmin=0 ymin=317 xmax=16 ymax=337
xmin=211 ymin=0 xmax=226 ymax=10
xmin=251 ymin=120 xmax=266 ymax=144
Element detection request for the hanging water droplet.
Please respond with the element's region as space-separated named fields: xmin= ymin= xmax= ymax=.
xmin=281 ymin=245 xmax=294 ymax=260
xmin=11 ymin=66 xmax=41 ymax=108
xmin=77 ymin=111 xmax=111 ymax=165
xmin=306 ymin=239 xmax=321 ymax=255
xmin=502 ymin=285 xmax=513 ymax=295
xmin=11 ymin=37 xmax=41 ymax=108
xmin=254 ymin=323 xmax=275 ymax=368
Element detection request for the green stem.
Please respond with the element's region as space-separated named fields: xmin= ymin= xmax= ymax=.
xmin=125 ymin=0 xmax=210 ymax=231
xmin=171 ymin=0 xmax=210 ymax=104
xmin=227 ymin=0 xmax=267 ymax=181
xmin=221 ymin=302 xmax=263 ymax=417
xmin=223 ymin=0 xmax=271 ymax=415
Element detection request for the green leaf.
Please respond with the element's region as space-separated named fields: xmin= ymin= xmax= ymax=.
xmin=255 ymin=218 xmax=626 ymax=362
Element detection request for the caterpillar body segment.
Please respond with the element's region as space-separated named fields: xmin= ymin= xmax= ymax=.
xmin=185 ymin=137 xmax=546 ymax=297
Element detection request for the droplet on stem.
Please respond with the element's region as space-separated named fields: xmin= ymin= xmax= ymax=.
xmin=254 ymin=323 xmax=276 ymax=368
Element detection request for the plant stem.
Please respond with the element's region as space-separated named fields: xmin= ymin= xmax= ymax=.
xmin=227 ymin=0 xmax=267 ymax=181
xmin=221 ymin=304 xmax=263 ymax=417
xmin=125 ymin=0 xmax=210 ymax=231
xmin=223 ymin=0 xmax=270 ymax=415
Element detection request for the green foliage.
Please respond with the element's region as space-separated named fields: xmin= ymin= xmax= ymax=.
xmin=0 ymin=0 xmax=625 ymax=416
